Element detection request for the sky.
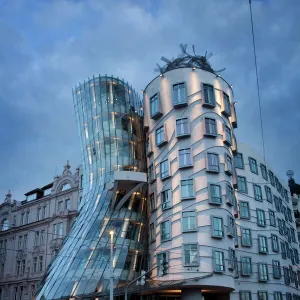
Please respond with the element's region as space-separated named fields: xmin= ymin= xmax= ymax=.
xmin=0 ymin=0 xmax=300 ymax=201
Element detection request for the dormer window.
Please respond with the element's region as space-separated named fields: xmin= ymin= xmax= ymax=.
xmin=61 ymin=183 xmax=71 ymax=191
xmin=27 ymin=193 xmax=37 ymax=201
xmin=44 ymin=188 xmax=51 ymax=196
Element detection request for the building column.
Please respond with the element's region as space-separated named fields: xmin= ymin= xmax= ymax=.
xmin=181 ymin=289 xmax=202 ymax=300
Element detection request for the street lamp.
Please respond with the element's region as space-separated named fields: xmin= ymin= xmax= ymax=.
xmin=109 ymin=230 xmax=114 ymax=300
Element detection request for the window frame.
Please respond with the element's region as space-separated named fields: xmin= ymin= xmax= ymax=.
xmin=222 ymin=92 xmax=231 ymax=117
xmin=208 ymin=183 xmax=222 ymax=205
xmin=269 ymin=210 xmax=276 ymax=227
xmin=155 ymin=125 xmax=166 ymax=146
xmin=240 ymin=201 xmax=250 ymax=219
xmin=237 ymin=176 xmax=248 ymax=193
xmin=258 ymin=235 xmax=268 ymax=254
xmin=260 ymin=164 xmax=268 ymax=180
xmin=239 ymin=291 xmax=252 ymax=300
xmin=241 ymin=227 xmax=252 ymax=247
xmin=253 ymin=184 xmax=263 ymax=202
xmin=176 ymin=118 xmax=190 ymax=137
xmin=258 ymin=263 xmax=268 ymax=282
xmin=202 ymin=83 xmax=216 ymax=107
xmin=224 ymin=125 xmax=232 ymax=146
xmin=206 ymin=152 xmax=220 ymax=173
xmin=160 ymin=159 xmax=170 ymax=180
xmin=180 ymin=179 xmax=195 ymax=200
xmin=271 ymin=234 xmax=279 ymax=252
xmin=249 ymin=157 xmax=258 ymax=174
xmin=226 ymin=184 xmax=235 ymax=206
xmin=178 ymin=148 xmax=193 ymax=168
xmin=272 ymin=260 xmax=281 ymax=279
xmin=204 ymin=117 xmax=218 ymax=137
xmin=213 ymin=249 xmax=225 ymax=273
xmin=150 ymin=93 xmax=162 ymax=119
xmin=161 ymin=189 xmax=172 ymax=210
xmin=234 ymin=152 xmax=244 ymax=169
xmin=264 ymin=186 xmax=272 ymax=203
xmin=182 ymin=211 xmax=197 ymax=233
xmin=211 ymin=216 xmax=224 ymax=239
xmin=256 ymin=209 xmax=266 ymax=227
xmin=160 ymin=220 xmax=171 ymax=242
xmin=183 ymin=243 xmax=199 ymax=266
xmin=225 ymin=154 xmax=233 ymax=175
xmin=172 ymin=82 xmax=187 ymax=107
xmin=241 ymin=256 xmax=252 ymax=276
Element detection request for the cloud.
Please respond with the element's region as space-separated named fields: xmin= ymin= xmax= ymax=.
xmin=0 ymin=0 xmax=300 ymax=200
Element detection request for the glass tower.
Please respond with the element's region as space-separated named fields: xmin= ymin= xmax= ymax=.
xmin=37 ymin=76 xmax=147 ymax=299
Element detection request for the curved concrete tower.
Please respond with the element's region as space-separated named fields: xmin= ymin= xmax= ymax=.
xmin=37 ymin=76 xmax=147 ymax=299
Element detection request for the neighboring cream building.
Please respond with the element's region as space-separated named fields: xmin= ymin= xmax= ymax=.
xmin=0 ymin=162 xmax=82 ymax=300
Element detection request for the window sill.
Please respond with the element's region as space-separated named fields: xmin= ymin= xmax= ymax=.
xmin=174 ymin=101 xmax=188 ymax=108
xmin=258 ymin=252 xmax=268 ymax=255
xmin=213 ymin=270 xmax=225 ymax=274
xmin=162 ymin=205 xmax=172 ymax=211
xmin=241 ymin=273 xmax=251 ymax=277
xmin=181 ymin=196 xmax=195 ymax=201
xmin=221 ymin=110 xmax=231 ymax=118
xmin=225 ymin=170 xmax=233 ymax=176
xmin=161 ymin=238 xmax=171 ymax=243
xmin=227 ymin=233 xmax=234 ymax=238
xmin=177 ymin=133 xmax=190 ymax=139
xmin=161 ymin=175 xmax=171 ymax=181
xmin=151 ymin=111 xmax=163 ymax=120
xmin=209 ymin=201 xmax=222 ymax=206
xmin=156 ymin=140 xmax=167 ymax=147
xmin=223 ymin=140 xmax=232 ymax=146
xmin=206 ymin=169 xmax=220 ymax=174
xmin=179 ymin=164 xmax=193 ymax=169
xmin=212 ymin=235 xmax=223 ymax=239
xmin=204 ymin=133 xmax=217 ymax=138
xmin=202 ymin=102 xmax=216 ymax=108
xmin=241 ymin=244 xmax=252 ymax=248
xmin=226 ymin=200 xmax=234 ymax=206
xmin=182 ymin=229 xmax=197 ymax=233
xmin=184 ymin=264 xmax=199 ymax=267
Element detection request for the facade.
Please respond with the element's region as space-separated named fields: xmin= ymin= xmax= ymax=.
xmin=0 ymin=162 xmax=81 ymax=300
xmin=37 ymin=76 xmax=148 ymax=300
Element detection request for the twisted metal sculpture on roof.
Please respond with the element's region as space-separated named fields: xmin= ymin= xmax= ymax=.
xmin=155 ymin=44 xmax=225 ymax=75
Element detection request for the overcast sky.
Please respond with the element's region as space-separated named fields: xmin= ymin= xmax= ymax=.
xmin=0 ymin=0 xmax=300 ymax=201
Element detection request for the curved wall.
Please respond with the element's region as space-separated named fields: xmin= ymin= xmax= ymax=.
xmin=37 ymin=76 xmax=147 ymax=299
xmin=144 ymin=68 xmax=237 ymax=291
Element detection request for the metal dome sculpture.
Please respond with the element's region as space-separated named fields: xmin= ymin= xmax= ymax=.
xmin=155 ymin=44 xmax=225 ymax=75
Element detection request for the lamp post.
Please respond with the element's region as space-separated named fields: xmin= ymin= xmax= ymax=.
xmin=109 ymin=230 xmax=114 ymax=300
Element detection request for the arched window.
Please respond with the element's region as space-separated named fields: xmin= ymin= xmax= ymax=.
xmin=61 ymin=183 xmax=71 ymax=191
xmin=2 ymin=219 xmax=9 ymax=231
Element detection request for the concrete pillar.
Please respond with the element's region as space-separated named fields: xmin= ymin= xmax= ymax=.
xmin=181 ymin=289 xmax=202 ymax=300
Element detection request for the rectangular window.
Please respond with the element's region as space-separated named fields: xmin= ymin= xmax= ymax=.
xmin=155 ymin=126 xmax=165 ymax=146
xmin=287 ymin=208 xmax=292 ymax=222
xmin=23 ymin=234 xmax=28 ymax=249
xmin=25 ymin=211 xmax=30 ymax=224
xmin=148 ymin=164 xmax=155 ymax=182
xmin=257 ymin=292 xmax=268 ymax=300
xmin=182 ymin=211 xmax=197 ymax=232
xmin=57 ymin=223 xmax=63 ymax=237
xmin=42 ymin=206 xmax=46 ymax=219
xmin=33 ymin=257 xmax=37 ymax=272
xmin=258 ymin=235 xmax=268 ymax=254
xmin=265 ymin=186 xmax=272 ymax=203
xmin=269 ymin=210 xmax=276 ymax=227
xmin=161 ymin=190 xmax=171 ymax=210
xmin=150 ymin=93 xmax=161 ymax=119
xmin=176 ymin=118 xmax=189 ymax=137
xmin=256 ymin=209 xmax=266 ymax=227
xmin=284 ymin=189 xmax=289 ymax=203
xmin=209 ymin=184 xmax=222 ymax=205
xmin=281 ymin=242 xmax=286 ymax=259
xmin=249 ymin=157 xmax=258 ymax=174
xmin=274 ymin=196 xmax=280 ymax=212
xmin=269 ymin=170 xmax=275 ymax=186
xmin=211 ymin=216 xmax=223 ymax=238
xmin=225 ymin=154 xmax=233 ymax=175
xmin=241 ymin=257 xmax=252 ymax=276
xmin=21 ymin=213 xmax=25 ymax=225
xmin=150 ymin=223 xmax=155 ymax=241
xmin=222 ymin=93 xmax=231 ymax=116
xmin=226 ymin=184 xmax=235 ymax=206
xmin=273 ymin=292 xmax=283 ymax=300
xmin=258 ymin=263 xmax=268 ymax=281
xmin=37 ymin=208 xmax=41 ymax=221
xmin=16 ymin=260 xmax=20 ymax=275
xmin=160 ymin=159 xmax=170 ymax=179
xmin=21 ymin=259 xmax=25 ymax=275
xmin=286 ymin=294 xmax=292 ymax=300
xmin=234 ymin=153 xmax=244 ymax=169
xmin=34 ymin=231 xmax=40 ymax=246
xmin=181 ymin=179 xmax=194 ymax=199
xmin=18 ymin=236 xmax=23 ymax=250
xmin=149 ymin=193 xmax=155 ymax=211
xmin=228 ymin=248 xmax=235 ymax=270
xmin=224 ymin=126 xmax=232 ymax=145
xmin=207 ymin=153 xmax=220 ymax=172
xmin=283 ymin=267 xmax=290 ymax=285
xmin=183 ymin=244 xmax=198 ymax=266
xmin=227 ymin=216 xmax=235 ymax=237
xmin=273 ymin=260 xmax=281 ymax=279
xmin=203 ymin=84 xmax=216 ymax=106
xmin=294 ymin=248 xmax=299 ymax=264
xmin=239 ymin=291 xmax=252 ymax=300
xmin=57 ymin=201 xmax=63 ymax=212
xmin=253 ymin=184 xmax=263 ymax=201
xmin=271 ymin=234 xmax=279 ymax=252
xmin=179 ymin=148 xmax=192 ymax=168
xmin=260 ymin=164 xmax=268 ymax=180
xmin=40 ymin=230 xmax=45 ymax=245
xmin=39 ymin=256 xmax=43 ymax=272
xmin=237 ymin=176 xmax=247 ymax=193
xmin=65 ymin=199 xmax=70 ymax=210
xmin=157 ymin=252 xmax=168 ymax=276
xmin=173 ymin=82 xmax=186 ymax=106
xmin=240 ymin=201 xmax=250 ymax=219
xmin=205 ymin=118 xmax=217 ymax=136
xmin=161 ymin=221 xmax=171 ymax=242
xmin=213 ymin=250 xmax=225 ymax=272
xmin=241 ymin=228 xmax=252 ymax=247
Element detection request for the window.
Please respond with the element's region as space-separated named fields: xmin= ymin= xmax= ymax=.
xmin=226 ymin=184 xmax=235 ymax=206
xmin=253 ymin=184 xmax=262 ymax=201
xmin=269 ymin=210 xmax=276 ymax=227
xmin=157 ymin=252 xmax=168 ymax=276
xmin=160 ymin=160 xmax=170 ymax=179
xmin=57 ymin=201 xmax=63 ymax=212
xmin=286 ymin=294 xmax=292 ymax=300
xmin=269 ymin=170 xmax=275 ymax=186
xmin=42 ymin=206 xmax=46 ymax=219
xmin=257 ymin=292 xmax=268 ymax=300
xmin=149 ymin=193 xmax=155 ymax=211
xmin=204 ymin=118 xmax=217 ymax=136
xmin=1 ymin=219 xmax=8 ymax=231
xmin=281 ymin=242 xmax=286 ymax=259
xmin=21 ymin=259 xmax=25 ymax=275
xmin=150 ymin=223 xmax=155 ymax=241
xmin=234 ymin=153 xmax=244 ymax=169
xmin=274 ymin=196 xmax=280 ymax=212
xmin=25 ymin=211 xmax=29 ymax=224
xmin=273 ymin=260 xmax=281 ymax=279
xmin=240 ymin=201 xmax=250 ymax=219
xmin=241 ymin=228 xmax=252 ymax=246
xmin=176 ymin=118 xmax=189 ymax=136
xmin=284 ymin=189 xmax=289 ymax=203
xmin=287 ymin=208 xmax=293 ymax=222
xmin=57 ymin=223 xmax=63 ymax=237
xmin=260 ymin=164 xmax=268 ymax=180
xmin=258 ymin=236 xmax=268 ymax=254
xmin=209 ymin=184 xmax=222 ymax=204
xmin=150 ymin=93 xmax=161 ymax=119
xmin=40 ymin=230 xmax=45 ymax=245
xmin=241 ymin=257 xmax=252 ymax=276
xmin=31 ymin=285 xmax=36 ymax=298
xmin=207 ymin=153 xmax=220 ymax=172
xmin=227 ymin=216 xmax=235 ymax=237
xmin=21 ymin=213 xmax=25 ymax=226
xmin=34 ymin=231 xmax=40 ymax=246
xmin=225 ymin=154 xmax=233 ymax=175
xmin=258 ymin=263 xmax=268 ymax=281
xmin=23 ymin=234 xmax=28 ymax=249
xmin=213 ymin=250 xmax=225 ymax=272
xmin=65 ymin=199 xmax=70 ymax=210
xmin=53 ymin=224 xmax=57 ymax=237
xmin=249 ymin=157 xmax=258 ymax=174
xmin=203 ymin=84 xmax=216 ymax=106
xmin=256 ymin=209 xmax=266 ymax=227
xmin=156 ymin=126 xmax=166 ymax=146
xmin=211 ymin=216 xmax=223 ymax=238
xmin=273 ymin=292 xmax=282 ymax=300
xmin=271 ymin=234 xmax=279 ymax=252
xmin=222 ymin=93 xmax=231 ymax=117
xmin=182 ymin=211 xmax=197 ymax=232
xmin=16 ymin=260 xmax=20 ymax=275
xmin=148 ymin=164 xmax=155 ymax=182
xmin=161 ymin=221 xmax=171 ymax=241
xmin=294 ymin=248 xmax=299 ymax=264
xmin=39 ymin=256 xmax=43 ymax=272
xmin=265 ymin=186 xmax=272 ymax=203
xmin=61 ymin=183 xmax=71 ymax=191
xmin=224 ymin=126 xmax=232 ymax=145
xmin=37 ymin=208 xmax=41 ymax=221
xmin=228 ymin=248 xmax=236 ymax=269
xmin=161 ymin=190 xmax=171 ymax=210
xmin=179 ymin=148 xmax=192 ymax=168
xmin=173 ymin=82 xmax=186 ymax=106
xmin=18 ymin=236 xmax=23 ymax=249
xmin=181 ymin=179 xmax=194 ymax=199
xmin=27 ymin=193 xmax=37 ymax=201
xmin=237 ymin=176 xmax=248 ymax=193
xmin=239 ymin=291 xmax=252 ymax=300
xmin=33 ymin=257 xmax=37 ymax=272
xmin=283 ymin=267 xmax=290 ymax=285
xmin=44 ymin=188 xmax=51 ymax=196
xmin=183 ymin=244 xmax=198 ymax=266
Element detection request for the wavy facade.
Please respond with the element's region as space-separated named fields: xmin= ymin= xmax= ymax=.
xmin=37 ymin=76 xmax=147 ymax=299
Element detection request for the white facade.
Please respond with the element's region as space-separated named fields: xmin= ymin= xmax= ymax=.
xmin=143 ymin=67 xmax=300 ymax=299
